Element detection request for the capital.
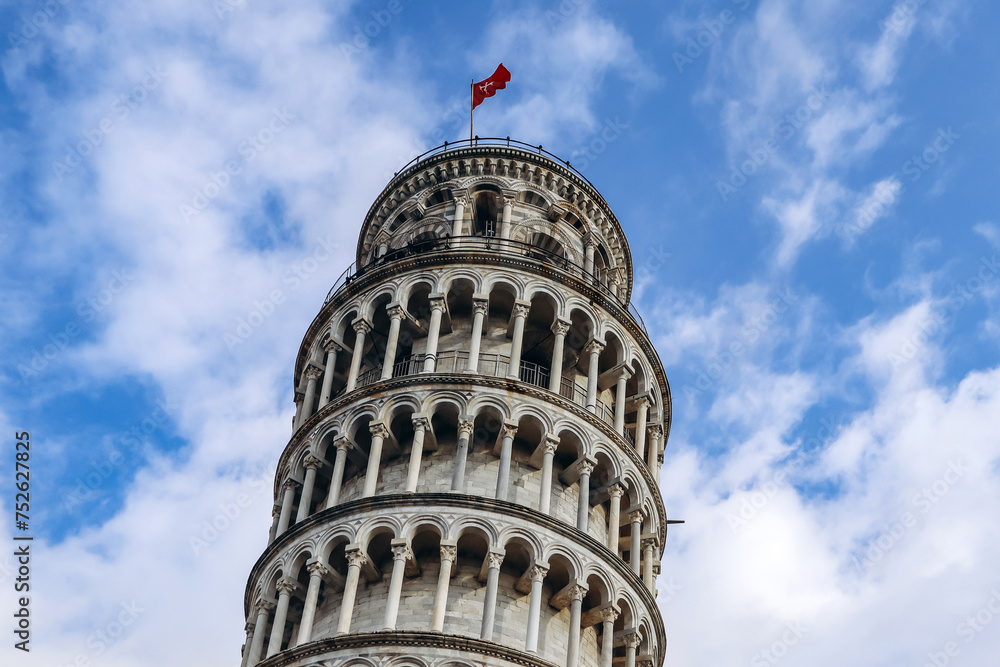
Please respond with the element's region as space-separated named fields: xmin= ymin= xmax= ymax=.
xmin=512 ymin=302 xmax=529 ymax=319
xmin=570 ymin=583 xmax=588 ymax=601
xmin=304 ymin=454 xmax=323 ymax=471
xmin=472 ymin=299 xmax=489 ymax=316
xmin=294 ymin=391 xmax=305 ymax=403
xmin=542 ymin=434 xmax=560 ymax=455
xmin=486 ymin=551 xmax=505 ymax=570
xmin=458 ymin=419 xmax=475 ymax=437
xmin=647 ymin=423 xmax=663 ymax=440
xmin=369 ymin=421 xmax=390 ymax=439
xmin=386 ymin=304 xmax=406 ymax=321
xmin=411 ymin=415 xmax=430 ymax=432
xmin=429 ymin=297 xmax=447 ymax=314
xmin=599 ymin=606 xmax=619 ymax=623
xmin=642 ymin=537 xmax=658 ymax=550
xmin=629 ymin=509 xmax=645 ymax=524
xmin=608 ymin=484 xmax=625 ymax=500
xmin=275 ymin=577 xmax=297 ymax=596
xmin=304 ymin=365 xmax=323 ymax=380
xmin=254 ymin=599 xmax=275 ymax=615
xmin=584 ymin=339 xmax=605 ymax=356
xmin=346 ymin=548 xmax=367 ymax=568
xmin=440 ymin=544 xmax=457 ymax=562
xmin=281 ymin=478 xmax=300 ymax=493
xmin=500 ymin=421 xmax=519 ymax=440
xmin=529 ymin=563 xmax=549 ymax=582
xmin=322 ymin=338 xmax=343 ymax=354
xmin=452 ymin=193 xmax=469 ymax=208
xmin=391 ymin=544 xmax=413 ymax=562
xmin=352 ymin=318 xmax=372 ymax=336
xmin=578 ymin=460 xmax=595 ymax=477
xmin=306 ymin=560 xmax=330 ymax=579
xmin=271 ymin=503 xmax=282 ymax=517
xmin=624 ymin=631 xmax=641 ymax=649
xmin=636 ymin=395 xmax=650 ymax=410
xmin=334 ymin=436 xmax=351 ymax=452
xmin=551 ymin=318 xmax=571 ymax=336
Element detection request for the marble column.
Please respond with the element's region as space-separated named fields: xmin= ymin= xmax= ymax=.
xmin=624 ymin=632 xmax=641 ymax=667
xmin=318 ymin=340 xmax=342 ymax=408
xmin=301 ymin=366 xmax=323 ymax=424
xmin=422 ymin=296 xmax=446 ymax=372
xmin=268 ymin=502 xmax=281 ymax=543
xmin=362 ymin=421 xmax=389 ymax=497
xmin=466 ymin=298 xmax=489 ymax=372
xmin=245 ymin=600 xmax=274 ymax=666
xmin=613 ymin=368 xmax=631 ymax=435
xmin=292 ymin=391 xmax=304 ymax=431
xmin=337 ymin=547 xmax=366 ymax=635
xmin=647 ymin=424 xmax=662 ymax=473
xmin=630 ymin=510 xmax=644 ymax=574
xmin=607 ymin=485 xmax=624 ymax=556
xmin=480 ymin=550 xmax=505 ymax=641
xmin=380 ymin=304 xmax=405 ymax=380
xmin=265 ymin=577 xmax=296 ymax=657
xmin=295 ymin=559 xmax=329 ymax=645
xmin=524 ymin=563 xmax=549 ymax=653
xmin=500 ymin=189 xmax=515 ymax=239
xmin=345 ymin=320 xmax=371 ymax=392
xmin=538 ymin=435 xmax=559 ymax=515
xmin=634 ymin=397 xmax=650 ymax=460
xmin=275 ymin=479 xmax=300 ymax=537
xmin=405 ymin=414 xmax=428 ymax=493
xmin=506 ymin=301 xmax=530 ymax=380
xmin=566 ymin=584 xmax=588 ymax=667
xmin=452 ymin=195 xmax=467 ymax=237
xmin=584 ymin=340 xmax=605 ymax=413
xmin=577 ymin=460 xmax=595 ymax=532
xmin=452 ymin=418 xmax=474 ymax=492
xmin=240 ymin=621 xmax=255 ymax=667
xmin=431 ymin=542 xmax=457 ymax=632
xmin=600 ymin=607 xmax=619 ymax=667
xmin=495 ymin=420 xmax=518 ymax=501
xmin=548 ymin=318 xmax=571 ymax=393
xmin=295 ymin=455 xmax=322 ymax=523
xmin=383 ymin=541 xmax=413 ymax=630
xmin=642 ymin=538 xmax=657 ymax=593
xmin=325 ymin=438 xmax=349 ymax=508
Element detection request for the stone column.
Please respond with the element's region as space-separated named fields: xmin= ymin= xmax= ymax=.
xmin=624 ymin=632 xmax=641 ymax=667
xmin=240 ymin=620 xmax=255 ymax=667
xmin=506 ymin=301 xmax=530 ymax=380
xmin=548 ymin=318 xmax=570 ymax=393
xmin=613 ymin=368 xmax=631 ymax=435
xmin=466 ymin=298 xmax=489 ymax=372
xmin=600 ymin=607 xmax=619 ymax=667
xmin=500 ymin=189 xmax=515 ymax=239
xmin=268 ymin=502 xmax=281 ymax=543
xmin=577 ymin=460 xmax=595 ymax=532
xmin=337 ymin=547 xmax=366 ymax=635
xmin=629 ymin=510 xmax=644 ymax=574
xmin=422 ymin=296 xmax=446 ymax=372
xmin=295 ymin=455 xmax=322 ymax=523
xmin=607 ymin=485 xmax=624 ymax=556
xmin=325 ymin=438 xmax=349 ymax=508
xmin=431 ymin=542 xmax=457 ymax=632
xmin=265 ymin=577 xmax=296 ymax=657
xmin=647 ymin=424 xmax=662 ymax=473
xmin=345 ymin=320 xmax=371 ymax=392
xmin=275 ymin=479 xmax=300 ymax=537
xmin=292 ymin=391 xmax=304 ymax=431
xmin=452 ymin=195 xmax=467 ymax=237
xmin=634 ymin=397 xmax=649 ymax=460
xmin=383 ymin=540 xmax=413 ymax=630
xmin=380 ymin=304 xmax=405 ymax=380
xmin=642 ymin=538 xmax=657 ymax=593
xmin=295 ymin=559 xmax=328 ymax=645
xmin=495 ymin=420 xmax=518 ymax=501
xmin=452 ymin=418 xmax=474 ymax=492
xmin=405 ymin=414 xmax=428 ymax=493
xmin=538 ymin=435 xmax=559 ymax=515
xmin=362 ymin=421 xmax=388 ymax=497
xmin=584 ymin=340 xmax=605 ymax=413
xmin=246 ymin=600 xmax=274 ymax=666
xmin=584 ymin=235 xmax=597 ymax=276
xmin=301 ymin=366 xmax=323 ymax=423
xmin=566 ymin=584 xmax=588 ymax=667
xmin=480 ymin=549 xmax=505 ymax=641
xmin=524 ymin=563 xmax=549 ymax=653
xmin=318 ymin=340 xmax=342 ymax=408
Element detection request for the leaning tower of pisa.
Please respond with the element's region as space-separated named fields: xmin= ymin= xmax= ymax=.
xmin=239 ymin=138 xmax=672 ymax=667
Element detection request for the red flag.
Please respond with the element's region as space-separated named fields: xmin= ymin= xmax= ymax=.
xmin=472 ymin=64 xmax=511 ymax=109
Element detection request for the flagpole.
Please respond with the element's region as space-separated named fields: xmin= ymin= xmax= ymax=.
xmin=470 ymin=78 xmax=474 ymax=144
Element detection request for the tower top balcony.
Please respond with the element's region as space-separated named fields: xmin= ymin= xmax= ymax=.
xmin=356 ymin=137 xmax=636 ymax=304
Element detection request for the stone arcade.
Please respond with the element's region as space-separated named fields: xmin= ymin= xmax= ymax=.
xmin=239 ymin=138 xmax=673 ymax=667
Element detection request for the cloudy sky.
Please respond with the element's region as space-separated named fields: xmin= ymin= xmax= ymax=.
xmin=2 ymin=0 xmax=999 ymax=665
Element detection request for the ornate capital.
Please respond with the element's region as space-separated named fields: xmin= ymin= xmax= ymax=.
xmin=304 ymin=365 xmax=323 ymax=380
xmin=275 ymin=577 xmax=297 ymax=596
xmin=334 ymin=436 xmax=350 ymax=452
xmin=472 ymin=299 xmax=489 ymax=317
xmin=624 ymin=631 xmax=641 ymax=649
xmin=608 ymin=484 xmax=625 ymax=500
xmin=501 ymin=422 xmax=519 ymax=440
xmin=346 ymin=549 xmax=367 ymax=568
xmin=244 ymin=620 xmax=255 ymax=634
xmin=599 ymin=606 xmax=619 ymax=623
xmin=411 ymin=415 xmax=430 ymax=432
xmin=529 ymin=564 xmax=549 ymax=582
xmin=570 ymin=583 xmax=588 ymax=601
xmin=642 ymin=537 xmax=658 ymax=551
xmin=322 ymin=338 xmax=343 ymax=354
xmin=636 ymin=395 xmax=651 ymax=410
xmin=386 ymin=304 xmax=405 ymax=321
xmin=271 ymin=503 xmax=282 ymax=517
xmin=352 ymin=319 xmax=372 ymax=336
xmin=458 ymin=419 xmax=475 ymax=437
xmin=294 ymin=391 xmax=305 ymax=403
xmin=579 ymin=460 xmax=596 ymax=477
xmin=584 ymin=339 xmax=605 ymax=357
xmin=429 ymin=298 xmax=447 ymax=314
xmin=391 ymin=544 xmax=413 ymax=562
xmin=306 ymin=560 xmax=330 ymax=579
xmin=512 ymin=303 xmax=529 ymax=319
xmin=440 ymin=545 xmax=457 ymax=563
xmin=369 ymin=421 xmax=390 ymax=440
xmin=486 ymin=551 xmax=505 ymax=570
xmin=281 ymin=478 xmax=300 ymax=493
xmin=254 ymin=599 xmax=275 ymax=615
xmin=542 ymin=434 xmax=560 ymax=455
xmin=452 ymin=193 xmax=469 ymax=208
xmin=304 ymin=454 xmax=323 ymax=471
xmin=551 ymin=317 xmax=571 ymax=336
xmin=629 ymin=509 xmax=645 ymax=524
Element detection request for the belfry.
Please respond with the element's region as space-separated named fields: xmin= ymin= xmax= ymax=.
xmin=240 ymin=138 xmax=672 ymax=667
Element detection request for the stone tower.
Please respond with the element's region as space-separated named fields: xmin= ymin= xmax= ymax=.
xmin=240 ymin=138 xmax=672 ymax=667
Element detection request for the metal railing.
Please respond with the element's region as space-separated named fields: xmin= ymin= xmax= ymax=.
xmin=323 ymin=235 xmax=647 ymax=335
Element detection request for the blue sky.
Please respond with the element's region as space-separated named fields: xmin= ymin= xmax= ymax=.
xmin=2 ymin=1 xmax=999 ymax=665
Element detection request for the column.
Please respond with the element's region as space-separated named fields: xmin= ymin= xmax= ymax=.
xmin=600 ymin=607 xmax=619 ymax=667
xmin=480 ymin=550 xmax=505 ymax=640
xmin=301 ymin=366 xmax=322 ymax=422
xmin=647 ymin=424 xmax=662 ymax=473
xmin=566 ymin=584 xmax=587 ymax=667
xmin=275 ymin=479 xmax=299 ymax=537
xmin=295 ymin=455 xmax=322 ymax=523
xmin=613 ymin=368 xmax=631 ymax=435
xmin=452 ymin=195 xmax=467 ymax=237
xmin=405 ymin=414 xmax=428 ymax=493
xmin=495 ymin=421 xmax=518 ymax=501
xmin=380 ymin=304 xmax=405 ymax=380
xmin=634 ymin=397 xmax=649 ymax=460
xmin=265 ymin=577 xmax=296 ymax=657
xmin=422 ymin=296 xmax=446 ymax=372
xmin=383 ymin=541 xmax=413 ymax=630
xmin=577 ymin=460 xmax=595 ymax=532
xmin=345 ymin=319 xmax=370 ymax=392
xmin=624 ymin=631 xmax=641 ymax=667
xmin=607 ymin=485 xmax=623 ymax=556
xmin=538 ymin=435 xmax=559 ymax=515
xmin=431 ymin=542 xmax=457 ymax=632
xmin=642 ymin=538 xmax=657 ymax=593
xmin=524 ymin=563 xmax=549 ymax=653
xmin=506 ymin=301 xmax=530 ymax=380
xmin=362 ymin=421 xmax=388 ymax=497
xmin=337 ymin=547 xmax=366 ymax=635
xmin=240 ymin=621 xmax=255 ymax=667
xmin=268 ymin=503 xmax=281 ymax=543
xmin=292 ymin=391 xmax=304 ymax=431
xmin=377 ymin=240 xmax=389 ymax=256
xmin=246 ymin=600 xmax=274 ymax=666
xmin=295 ymin=559 xmax=328 ymax=645
xmin=452 ymin=418 xmax=474 ymax=492
xmin=629 ymin=511 xmax=644 ymax=574
xmin=325 ymin=438 xmax=349 ymax=508
xmin=584 ymin=340 xmax=605 ymax=413
xmin=466 ymin=298 xmax=489 ymax=372
xmin=584 ymin=235 xmax=596 ymax=276
xmin=318 ymin=340 xmax=341 ymax=408
xmin=500 ymin=190 xmax=515 ymax=239
xmin=548 ymin=318 xmax=570 ymax=393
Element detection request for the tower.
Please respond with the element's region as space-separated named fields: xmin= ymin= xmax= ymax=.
xmin=240 ymin=138 xmax=672 ymax=667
